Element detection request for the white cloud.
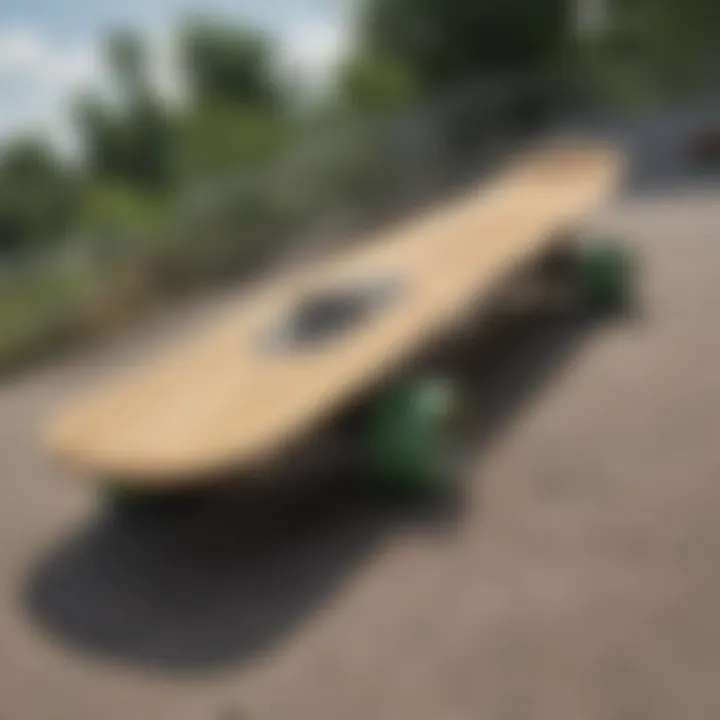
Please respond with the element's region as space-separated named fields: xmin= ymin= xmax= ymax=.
xmin=0 ymin=29 xmax=94 ymax=84
xmin=0 ymin=27 xmax=104 ymax=155
xmin=276 ymin=17 xmax=354 ymax=97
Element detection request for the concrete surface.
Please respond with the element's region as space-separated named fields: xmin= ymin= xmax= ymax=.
xmin=3 ymin=177 xmax=720 ymax=719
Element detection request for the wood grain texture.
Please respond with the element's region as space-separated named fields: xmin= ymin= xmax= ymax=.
xmin=45 ymin=142 xmax=623 ymax=484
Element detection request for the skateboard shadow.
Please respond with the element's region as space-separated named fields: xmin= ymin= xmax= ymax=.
xmin=22 ymin=306 xmax=603 ymax=676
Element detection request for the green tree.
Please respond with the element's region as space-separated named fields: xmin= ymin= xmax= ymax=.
xmin=176 ymin=104 xmax=288 ymax=182
xmin=174 ymin=22 xmax=293 ymax=181
xmin=181 ymin=22 xmax=281 ymax=108
xmin=74 ymin=94 xmax=128 ymax=180
xmin=0 ymin=138 xmax=78 ymax=254
xmin=76 ymin=29 xmax=174 ymax=191
xmin=338 ymin=53 xmax=419 ymax=116
xmin=573 ymin=0 xmax=720 ymax=106
xmin=361 ymin=0 xmax=571 ymax=90
xmin=611 ymin=0 xmax=720 ymax=55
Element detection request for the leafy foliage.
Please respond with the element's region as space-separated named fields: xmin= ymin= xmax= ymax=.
xmin=338 ymin=53 xmax=419 ymax=116
xmin=360 ymin=0 xmax=571 ymax=90
xmin=176 ymin=104 xmax=288 ymax=182
xmin=181 ymin=22 xmax=281 ymax=108
xmin=0 ymin=139 xmax=79 ymax=255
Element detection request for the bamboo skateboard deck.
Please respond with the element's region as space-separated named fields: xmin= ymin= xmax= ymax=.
xmin=46 ymin=142 xmax=623 ymax=484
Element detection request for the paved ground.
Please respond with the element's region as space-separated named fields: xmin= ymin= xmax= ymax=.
xmin=3 ymin=174 xmax=720 ymax=719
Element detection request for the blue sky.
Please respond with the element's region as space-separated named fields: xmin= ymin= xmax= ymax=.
xmin=0 ymin=0 xmax=355 ymax=151
xmin=0 ymin=0 xmax=346 ymax=41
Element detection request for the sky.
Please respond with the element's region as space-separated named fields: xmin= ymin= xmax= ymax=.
xmin=0 ymin=0 xmax=356 ymax=153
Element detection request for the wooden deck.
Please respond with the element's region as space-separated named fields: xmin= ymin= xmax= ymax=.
xmin=46 ymin=143 xmax=623 ymax=482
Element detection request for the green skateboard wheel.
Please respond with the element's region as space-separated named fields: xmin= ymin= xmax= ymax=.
xmin=580 ymin=240 xmax=636 ymax=314
xmin=366 ymin=376 xmax=461 ymax=497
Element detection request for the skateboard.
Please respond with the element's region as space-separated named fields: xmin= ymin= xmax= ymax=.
xmin=45 ymin=141 xmax=630 ymax=497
